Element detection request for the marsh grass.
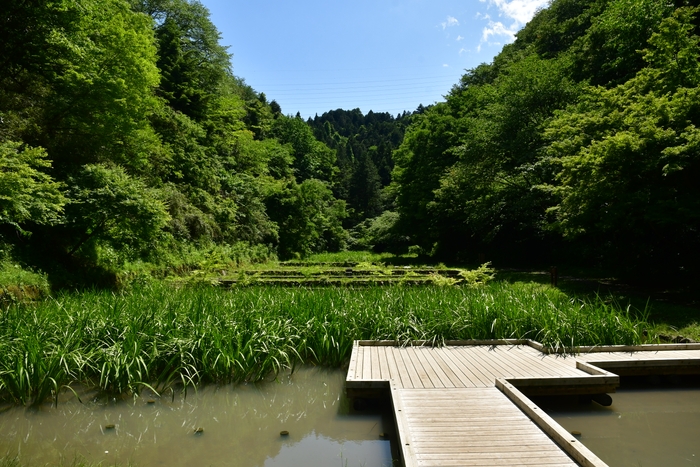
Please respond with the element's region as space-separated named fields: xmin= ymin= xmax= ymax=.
xmin=0 ymin=282 xmax=647 ymax=405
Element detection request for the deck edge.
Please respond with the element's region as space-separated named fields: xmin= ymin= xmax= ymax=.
xmin=496 ymin=378 xmax=609 ymax=467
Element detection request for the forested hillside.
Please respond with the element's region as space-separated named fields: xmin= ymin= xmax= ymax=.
xmin=308 ymin=109 xmax=410 ymax=223
xmin=392 ymin=0 xmax=700 ymax=278
xmin=0 ymin=0 xmax=350 ymax=285
xmin=2 ymin=0 xmax=699 ymax=287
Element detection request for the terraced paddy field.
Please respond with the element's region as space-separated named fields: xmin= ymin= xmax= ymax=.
xmin=216 ymin=261 xmax=473 ymax=287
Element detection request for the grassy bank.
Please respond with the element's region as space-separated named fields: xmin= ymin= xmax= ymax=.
xmin=0 ymin=281 xmax=647 ymax=405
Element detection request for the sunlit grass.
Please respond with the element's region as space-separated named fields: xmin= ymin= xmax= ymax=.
xmin=295 ymin=251 xmax=415 ymax=264
xmin=0 ymin=282 xmax=648 ymax=405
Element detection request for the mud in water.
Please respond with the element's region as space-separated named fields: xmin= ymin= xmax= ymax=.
xmin=543 ymin=387 xmax=700 ymax=467
xmin=0 ymin=367 xmax=395 ymax=467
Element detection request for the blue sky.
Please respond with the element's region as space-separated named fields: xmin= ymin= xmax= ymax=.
xmin=200 ymin=0 xmax=549 ymax=118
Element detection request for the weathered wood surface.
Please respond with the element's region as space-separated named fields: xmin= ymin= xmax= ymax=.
xmin=347 ymin=342 xmax=592 ymax=390
xmin=348 ymin=340 xmax=700 ymax=467
xmin=347 ymin=341 xmax=700 ymax=391
xmin=393 ymin=387 xmax=579 ymax=467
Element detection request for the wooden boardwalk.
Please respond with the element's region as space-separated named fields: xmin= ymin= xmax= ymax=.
xmin=346 ymin=340 xmax=700 ymax=467
xmin=393 ymin=387 xmax=579 ymax=466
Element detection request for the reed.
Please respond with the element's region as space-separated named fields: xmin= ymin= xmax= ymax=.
xmin=0 ymin=282 xmax=648 ymax=404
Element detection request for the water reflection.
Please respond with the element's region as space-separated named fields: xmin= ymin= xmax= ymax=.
xmin=0 ymin=367 xmax=394 ymax=467
xmin=543 ymin=387 xmax=700 ymax=467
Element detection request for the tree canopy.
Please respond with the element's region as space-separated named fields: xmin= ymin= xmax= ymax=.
xmin=392 ymin=0 xmax=700 ymax=277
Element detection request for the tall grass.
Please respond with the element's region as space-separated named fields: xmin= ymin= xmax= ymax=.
xmin=0 ymin=282 xmax=647 ymax=405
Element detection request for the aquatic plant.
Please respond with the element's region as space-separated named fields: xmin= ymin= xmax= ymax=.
xmin=0 ymin=282 xmax=647 ymax=404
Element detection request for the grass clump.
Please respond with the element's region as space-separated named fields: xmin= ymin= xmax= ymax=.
xmin=0 ymin=281 xmax=648 ymax=405
xmin=0 ymin=259 xmax=50 ymax=302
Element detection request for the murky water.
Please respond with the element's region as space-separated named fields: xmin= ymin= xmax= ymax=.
xmin=543 ymin=387 xmax=700 ymax=467
xmin=0 ymin=367 xmax=395 ymax=466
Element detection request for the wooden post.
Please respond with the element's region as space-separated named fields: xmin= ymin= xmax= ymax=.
xmin=550 ymin=266 xmax=558 ymax=287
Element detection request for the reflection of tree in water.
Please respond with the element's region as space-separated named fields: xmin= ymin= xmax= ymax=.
xmin=0 ymin=368 xmax=392 ymax=467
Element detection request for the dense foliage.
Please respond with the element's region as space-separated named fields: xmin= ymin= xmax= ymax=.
xmin=0 ymin=0 xmax=349 ymax=284
xmin=392 ymin=0 xmax=700 ymax=278
xmin=3 ymin=0 xmax=699 ymax=283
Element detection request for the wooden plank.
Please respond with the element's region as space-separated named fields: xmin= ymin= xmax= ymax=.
xmin=406 ymin=346 xmax=436 ymax=388
xmin=378 ymin=345 xmax=390 ymax=381
xmin=395 ymin=346 xmax=424 ymax=389
xmin=417 ymin=445 xmax=569 ymax=453
xmin=370 ymin=344 xmax=381 ymax=379
xmin=417 ymin=452 xmax=576 ymax=459
xmin=479 ymin=346 xmax=537 ymax=378
xmin=419 ymin=348 xmax=458 ymax=388
xmin=437 ymin=347 xmax=490 ymax=387
xmin=383 ymin=346 xmax=404 ymax=389
xmin=500 ymin=347 xmax=578 ymax=377
xmin=347 ymin=341 xmax=360 ymax=382
xmin=426 ymin=347 xmax=473 ymax=387
xmin=468 ymin=347 xmax=515 ymax=380
xmin=349 ymin=341 xmax=700 ymax=467
xmin=361 ymin=344 xmax=372 ymax=380
xmin=415 ymin=458 xmax=577 ymax=466
xmin=451 ymin=347 xmax=499 ymax=386
xmin=573 ymin=343 xmax=700 ymax=353
xmin=394 ymin=388 xmax=578 ymax=467
xmin=391 ymin=386 xmax=418 ymax=467
xmin=496 ymin=379 xmax=608 ymax=467
xmin=413 ymin=347 xmax=448 ymax=388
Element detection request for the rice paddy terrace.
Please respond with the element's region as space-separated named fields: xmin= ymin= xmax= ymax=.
xmin=217 ymin=261 xmax=474 ymax=287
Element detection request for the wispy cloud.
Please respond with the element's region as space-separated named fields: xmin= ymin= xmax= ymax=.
xmin=482 ymin=21 xmax=516 ymax=42
xmin=443 ymin=64 xmax=450 ymax=67
xmin=456 ymin=35 xmax=464 ymax=41
xmin=477 ymin=0 xmax=548 ymax=47
xmin=441 ymin=16 xmax=460 ymax=30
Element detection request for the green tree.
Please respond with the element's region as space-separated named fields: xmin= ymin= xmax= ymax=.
xmin=272 ymin=115 xmax=337 ymax=182
xmin=64 ymin=164 xmax=170 ymax=257
xmin=132 ymin=0 xmax=230 ymax=122
xmin=264 ymin=179 xmax=347 ymax=259
xmin=543 ymin=7 xmax=700 ymax=272
xmin=348 ymin=152 xmax=382 ymax=223
xmin=0 ymin=142 xmax=65 ymax=231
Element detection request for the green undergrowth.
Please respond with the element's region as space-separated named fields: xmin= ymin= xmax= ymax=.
xmin=213 ymin=259 xmax=495 ymax=288
xmin=0 ymin=259 xmax=51 ymax=302
xmin=497 ymin=270 xmax=700 ymax=342
xmin=0 ymin=281 xmax=648 ymax=405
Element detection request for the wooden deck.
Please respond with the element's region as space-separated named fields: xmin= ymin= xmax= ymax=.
xmin=393 ymin=387 xmax=579 ymax=466
xmin=346 ymin=340 xmax=700 ymax=467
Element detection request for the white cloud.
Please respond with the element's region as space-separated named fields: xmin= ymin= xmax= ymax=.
xmin=443 ymin=64 xmax=450 ymax=67
xmin=441 ymin=16 xmax=460 ymax=30
xmin=456 ymin=35 xmax=464 ymax=41
xmin=486 ymin=0 xmax=549 ymax=25
xmin=482 ymin=20 xmax=516 ymax=42
xmin=477 ymin=0 xmax=548 ymax=48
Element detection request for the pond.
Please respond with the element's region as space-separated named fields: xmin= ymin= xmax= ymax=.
xmin=0 ymin=367 xmax=395 ymax=467
xmin=541 ymin=383 xmax=700 ymax=467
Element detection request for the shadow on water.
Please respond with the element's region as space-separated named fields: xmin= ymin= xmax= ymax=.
xmin=534 ymin=376 xmax=700 ymax=467
xmin=0 ymin=367 xmax=397 ymax=467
